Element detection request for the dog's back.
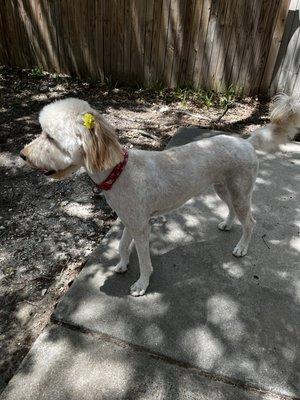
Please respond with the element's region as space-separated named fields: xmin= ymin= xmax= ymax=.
xmin=118 ymin=135 xmax=258 ymax=216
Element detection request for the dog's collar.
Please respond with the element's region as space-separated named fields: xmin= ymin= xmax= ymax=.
xmin=96 ymin=149 xmax=129 ymax=191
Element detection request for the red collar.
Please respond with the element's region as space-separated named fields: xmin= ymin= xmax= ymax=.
xmin=97 ymin=149 xmax=129 ymax=191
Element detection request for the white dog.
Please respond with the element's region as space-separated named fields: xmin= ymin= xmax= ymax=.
xmin=20 ymin=94 xmax=299 ymax=296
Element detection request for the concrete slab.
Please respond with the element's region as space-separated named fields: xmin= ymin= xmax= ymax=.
xmin=1 ymin=325 xmax=271 ymax=400
xmin=53 ymin=128 xmax=300 ymax=398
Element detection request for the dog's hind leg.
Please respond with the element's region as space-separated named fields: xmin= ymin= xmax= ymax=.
xmin=230 ymin=183 xmax=256 ymax=257
xmin=214 ymin=184 xmax=235 ymax=231
xmin=130 ymin=224 xmax=153 ymax=296
xmin=114 ymin=227 xmax=133 ymax=273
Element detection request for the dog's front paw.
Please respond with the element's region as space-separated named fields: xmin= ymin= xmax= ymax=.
xmin=130 ymin=278 xmax=149 ymax=297
xmin=218 ymin=221 xmax=231 ymax=231
xmin=232 ymin=243 xmax=248 ymax=257
xmin=114 ymin=262 xmax=128 ymax=273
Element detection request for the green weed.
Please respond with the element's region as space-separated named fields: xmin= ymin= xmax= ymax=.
xmin=30 ymin=66 xmax=44 ymax=77
xmin=105 ymin=75 xmax=119 ymax=90
xmin=219 ymin=85 xmax=236 ymax=109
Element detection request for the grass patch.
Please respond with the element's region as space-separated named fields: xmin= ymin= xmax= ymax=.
xmin=29 ymin=66 xmax=44 ymax=77
xmin=142 ymin=84 xmax=242 ymax=109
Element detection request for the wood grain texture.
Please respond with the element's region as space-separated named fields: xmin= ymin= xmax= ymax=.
xmin=270 ymin=0 xmax=299 ymax=94
xmin=143 ymin=0 xmax=154 ymax=85
xmin=184 ymin=0 xmax=203 ymax=86
xmin=156 ymin=0 xmax=171 ymax=83
xmin=260 ymin=0 xmax=291 ymax=91
xmin=0 ymin=0 xmax=297 ymax=95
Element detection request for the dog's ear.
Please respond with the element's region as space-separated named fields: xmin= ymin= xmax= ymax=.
xmin=80 ymin=112 xmax=123 ymax=173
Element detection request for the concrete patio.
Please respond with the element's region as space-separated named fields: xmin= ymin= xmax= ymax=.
xmin=1 ymin=128 xmax=299 ymax=400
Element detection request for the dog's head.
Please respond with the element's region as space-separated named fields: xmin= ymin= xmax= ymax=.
xmin=20 ymin=98 xmax=123 ymax=179
xmin=270 ymin=93 xmax=300 ymax=130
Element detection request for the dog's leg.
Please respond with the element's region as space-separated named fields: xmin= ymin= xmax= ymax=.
xmin=232 ymin=196 xmax=255 ymax=257
xmin=214 ymin=184 xmax=235 ymax=231
xmin=130 ymin=224 xmax=153 ymax=296
xmin=114 ymin=227 xmax=133 ymax=273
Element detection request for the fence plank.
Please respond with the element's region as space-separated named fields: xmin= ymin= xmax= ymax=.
xmin=251 ymin=0 xmax=281 ymax=93
xmin=110 ymin=0 xmax=118 ymax=80
xmin=103 ymin=0 xmax=111 ymax=79
xmin=260 ymin=0 xmax=291 ymax=93
xmin=276 ymin=0 xmax=300 ymax=93
xmin=110 ymin=0 xmax=126 ymax=82
xmin=162 ymin=0 xmax=173 ymax=86
xmin=0 ymin=3 xmax=7 ymax=63
xmin=143 ymin=0 xmax=154 ymax=85
xmin=129 ymin=0 xmax=145 ymax=84
xmin=184 ymin=0 xmax=203 ymax=86
xmin=165 ymin=0 xmax=187 ymax=87
xmin=229 ymin=1 xmax=252 ymax=90
xmin=149 ymin=0 xmax=163 ymax=84
xmin=239 ymin=0 xmax=262 ymax=94
xmin=57 ymin=0 xmax=74 ymax=75
xmin=156 ymin=0 xmax=171 ymax=83
xmin=210 ymin=0 xmax=233 ymax=91
xmin=283 ymin=4 xmax=300 ymax=92
xmin=177 ymin=0 xmax=194 ymax=87
xmin=219 ymin=0 xmax=239 ymax=90
xmin=208 ymin=0 xmax=229 ymax=91
xmin=123 ymin=0 xmax=131 ymax=82
xmin=194 ymin=0 xmax=211 ymax=88
xmin=8 ymin=0 xmax=34 ymax=68
xmin=270 ymin=0 xmax=298 ymax=93
xmin=200 ymin=0 xmax=221 ymax=89
xmin=94 ymin=0 xmax=104 ymax=81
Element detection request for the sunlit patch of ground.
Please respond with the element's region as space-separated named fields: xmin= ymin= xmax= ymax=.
xmin=0 ymin=65 xmax=269 ymax=393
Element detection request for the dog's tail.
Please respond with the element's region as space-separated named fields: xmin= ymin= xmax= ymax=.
xmin=248 ymin=93 xmax=299 ymax=153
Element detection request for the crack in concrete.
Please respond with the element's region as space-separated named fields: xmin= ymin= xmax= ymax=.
xmin=51 ymin=317 xmax=299 ymax=400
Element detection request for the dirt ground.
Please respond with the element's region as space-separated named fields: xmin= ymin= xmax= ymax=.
xmin=0 ymin=66 xmax=270 ymax=392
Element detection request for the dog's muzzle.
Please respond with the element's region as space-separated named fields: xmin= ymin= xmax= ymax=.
xmin=20 ymin=152 xmax=56 ymax=176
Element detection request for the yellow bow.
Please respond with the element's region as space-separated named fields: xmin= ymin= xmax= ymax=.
xmin=83 ymin=113 xmax=95 ymax=129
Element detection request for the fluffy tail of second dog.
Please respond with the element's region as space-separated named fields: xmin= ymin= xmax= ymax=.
xmin=248 ymin=93 xmax=299 ymax=153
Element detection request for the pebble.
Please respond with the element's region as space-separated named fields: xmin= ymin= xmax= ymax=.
xmin=159 ymin=105 xmax=170 ymax=113
xmin=94 ymin=220 xmax=103 ymax=227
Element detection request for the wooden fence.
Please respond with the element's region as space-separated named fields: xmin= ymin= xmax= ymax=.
xmin=270 ymin=0 xmax=300 ymax=95
xmin=0 ymin=0 xmax=299 ymax=95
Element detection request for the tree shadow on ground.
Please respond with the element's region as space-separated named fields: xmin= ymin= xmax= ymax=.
xmin=2 ymin=137 xmax=299 ymax=400
xmin=0 ymin=66 xmax=295 ymax=397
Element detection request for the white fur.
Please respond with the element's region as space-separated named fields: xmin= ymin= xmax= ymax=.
xmin=249 ymin=93 xmax=300 ymax=152
xmin=20 ymin=95 xmax=300 ymax=296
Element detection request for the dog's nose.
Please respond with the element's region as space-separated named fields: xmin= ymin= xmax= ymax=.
xmin=20 ymin=152 xmax=27 ymax=161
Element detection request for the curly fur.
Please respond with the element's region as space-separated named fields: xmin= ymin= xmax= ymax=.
xmin=20 ymin=94 xmax=300 ymax=296
xmin=249 ymin=93 xmax=299 ymax=152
